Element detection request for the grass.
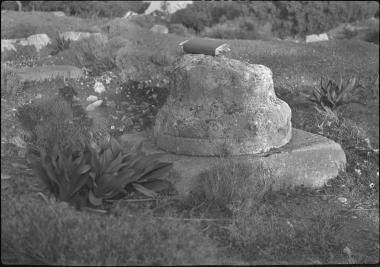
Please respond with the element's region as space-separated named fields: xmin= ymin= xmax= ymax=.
xmin=1 ymin=10 xmax=379 ymax=266
xmin=1 ymin=192 xmax=219 ymax=265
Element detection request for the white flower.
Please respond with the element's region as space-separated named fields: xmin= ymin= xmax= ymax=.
xmin=369 ymin=183 xmax=375 ymax=189
xmin=354 ymin=168 xmax=362 ymax=176
xmin=110 ymin=125 xmax=115 ymax=130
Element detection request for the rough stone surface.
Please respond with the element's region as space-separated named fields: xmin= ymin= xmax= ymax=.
xmin=150 ymin=24 xmax=169 ymax=34
xmin=123 ymin=11 xmax=138 ymax=18
xmin=86 ymin=95 xmax=98 ymax=102
xmin=120 ymin=128 xmax=347 ymax=195
xmin=154 ymin=54 xmax=292 ymax=156
xmin=93 ymin=81 xmax=106 ymax=94
xmin=59 ymin=32 xmax=107 ymax=42
xmin=86 ymin=100 xmax=103 ymax=111
xmin=13 ymin=65 xmax=83 ymax=82
xmin=306 ymin=33 xmax=329 ymax=43
xmin=1 ymin=39 xmax=17 ymax=52
xmin=1 ymin=33 xmax=51 ymax=52
xmin=52 ymin=11 xmax=66 ymax=17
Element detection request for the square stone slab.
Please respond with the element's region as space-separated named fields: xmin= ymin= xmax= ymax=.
xmin=119 ymin=128 xmax=346 ymax=196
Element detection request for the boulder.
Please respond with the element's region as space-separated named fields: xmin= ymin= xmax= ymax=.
xmin=52 ymin=11 xmax=65 ymax=17
xmin=154 ymin=54 xmax=292 ymax=156
xmin=21 ymin=33 xmax=51 ymax=52
xmin=1 ymin=34 xmax=51 ymax=53
xmin=1 ymin=39 xmax=17 ymax=52
xmin=150 ymin=24 xmax=169 ymax=34
xmin=305 ymin=33 xmax=329 ymax=43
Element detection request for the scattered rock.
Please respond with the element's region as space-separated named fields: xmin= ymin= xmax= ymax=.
xmin=1 ymin=39 xmax=17 ymax=52
xmin=337 ymin=197 xmax=348 ymax=204
xmin=86 ymin=100 xmax=103 ymax=111
xmin=1 ymin=173 xmax=11 ymax=180
xmin=306 ymin=33 xmax=329 ymax=43
xmin=86 ymin=95 xmax=98 ymax=102
xmin=52 ymin=11 xmax=65 ymax=17
xmin=94 ymin=81 xmax=106 ymax=94
xmin=150 ymin=24 xmax=169 ymax=34
xmin=123 ymin=11 xmax=138 ymax=18
xmin=1 ymin=33 xmax=51 ymax=52
xmin=59 ymin=32 xmax=107 ymax=42
xmin=20 ymin=33 xmax=51 ymax=51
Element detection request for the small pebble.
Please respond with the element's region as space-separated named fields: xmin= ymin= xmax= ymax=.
xmin=86 ymin=95 xmax=98 ymax=102
xmin=86 ymin=100 xmax=103 ymax=111
xmin=337 ymin=197 xmax=348 ymax=204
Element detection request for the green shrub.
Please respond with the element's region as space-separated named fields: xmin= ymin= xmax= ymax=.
xmin=171 ymin=1 xmax=379 ymax=38
xmin=201 ymin=16 xmax=274 ymax=40
xmin=1 ymin=194 xmax=219 ymax=265
xmin=227 ymin=204 xmax=344 ymax=264
xmin=168 ymin=23 xmax=190 ymax=36
xmin=10 ymin=1 xmax=150 ymax=18
xmin=1 ymin=64 xmax=23 ymax=97
xmin=50 ymin=34 xmax=71 ymax=56
xmin=69 ymin=36 xmax=116 ymax=76
xmin=1 ymin=23 xmax=39 ymax=39
xmin=306 ymin=75 xmax=364 ymax=116
xmin=16 ymin=95 xmax=91 ymax=152
xmin=198 ymin=160 xmax=273 ymax=212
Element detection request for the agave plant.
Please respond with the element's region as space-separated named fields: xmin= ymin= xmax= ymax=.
xmin=29 ymin=136 xmax=173 ymax=209
xmin=87 ymin=137 xmax=173 ymax=206
xmin=51 ymin=34 xmax=71 ymax=56
xmin=28 ymin=144 xmax=92 ymax=205
xmin=307 ymin=75 xmax=364 ymax=114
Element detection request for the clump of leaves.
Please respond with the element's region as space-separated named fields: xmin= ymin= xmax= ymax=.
xmin=1 ymin=64 xmax=23 ymax=97
xmin=306 ymin=75 xmax=364 ymax=114
xmin=71 ymin=36 xmax=116 ymax=76
xmin=16 ymin=95 xmax=91 ymax=152
xmin=88 ymin=138 xmax=173 ymax=206
xmin=28 ymin=137 xmax=174 ymax=209
xmin=29 ymin=144 xmax=92 ymax=205
xmin=51 ymin=34 xmax=71 ymax=56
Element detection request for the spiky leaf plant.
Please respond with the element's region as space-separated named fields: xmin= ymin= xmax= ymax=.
xmin=88 ymin=137 xmax=173 ymax=206
xmin=28 ymin=144 xmax=92 ymax=206
xmin=307 ymin=75 xmax=364 ymax=114
xmin=51 ymin=34 xmax=71 ymax=56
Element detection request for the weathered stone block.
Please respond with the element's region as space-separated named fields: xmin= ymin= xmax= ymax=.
xmin=154 ymin=54 xmax=292 ymax=156
xmin=119 ymin=128 xmax=346 ymax=195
